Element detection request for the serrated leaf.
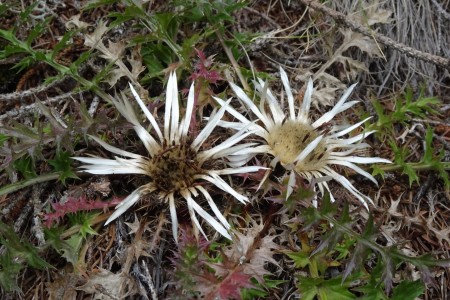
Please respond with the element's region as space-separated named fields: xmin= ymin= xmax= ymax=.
xmin=313 ymin=204 xmax=352 ymax=256
xmin=18 ymin=1 xmax=39 ymax=21
xmin=297 ymin=276 xmax=356 ymax=300
xmin=402 ymin=163 xmax=419 ymax=187
xmin=390 ymin=280 xmax=424 ymax=300
xmin=353 ymin=282 xmax=388 ymax=300
xmin=0 ymin=252 xmax=23 ymax=292
xmin=320 ymin=191 xmax=337 ymax=216
xmin=285 ymin=251 xmax=311 ymax=268
xmin=422 ymin=127 xmax=434 ymax=163
xmin=0 ymin=221 xmax=52 ymax=270
xmin=371 ymin=165 xmax=385 ymax=178
xmin=403 ymin=253 xmax=450 ymax=268
xmin=51 ymin=31 xmax=75 ymax=59
xmin=62 ymin=234 xmax=83 ymax=264
xmin=48 ymin=151 xmax=79 ymax=184
xmin=67 ymin=212 xmax=99 ymax=239
xmin=343 ymin=216 xmax=374 ymax=281
xmin=13 ymin=155 xmax=37 ymax=179
xmin=380 ymin=254 xmax=395 ymax=293
xmin=26 ymin=17 xmax=51 ymax=46
xmin=334 ymin=237 xmax=357 ymax=260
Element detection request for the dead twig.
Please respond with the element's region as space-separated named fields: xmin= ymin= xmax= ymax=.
xmin=0 ymin=92 xmax=75 ymax=123
xmin=0 ymin=77 xmax=63 ymax=102
xmin=300 ymin=0 xmax=450 ymax=70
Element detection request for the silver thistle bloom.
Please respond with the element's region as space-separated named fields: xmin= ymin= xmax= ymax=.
xmin=73 ymin=73 xmax=262 ymax=241
xmin=214 ymin=67 xmax=391 ymax=208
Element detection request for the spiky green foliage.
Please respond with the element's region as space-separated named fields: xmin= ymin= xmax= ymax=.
xmin=44 ymin=211 xmax=100 ymax=265
xmin=48 ymin=150 xmax=79 ymax=185
xmin=370 ymin=88 xmax=440 ymax=138
xmin=0 ymin=222 xmax=52 ymax=292
xmin=284 ymin=193 xmax=448 ymax=299
xmin=372 ymin=127 xmax=450 ymax=187
xmin=369 ymin=88 xmax=448 ymax=188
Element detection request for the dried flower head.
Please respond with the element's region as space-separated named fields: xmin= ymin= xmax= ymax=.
xmin=73 ymin=73 xmax=261 ymax=241
xmin=215 ymin=67 xmax=391 ymax=208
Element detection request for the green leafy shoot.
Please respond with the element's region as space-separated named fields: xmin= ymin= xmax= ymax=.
xmin=370 ymin=87 xmax=440 ymax=138
xmin=13 ymin=155 xmax=37 ymax=180
xmin=369 ymin=88 xmax=448 ymax=187
xmin=390 ymin=280 xmax=424 ymax=300
xmin=388 ymin=139 xmax=420 ymax=186
xmin=284 ymin=193 xmax=448 ymax=298
xmin=422 ymin=127 xmax=450 ymax=186
xmin=0 ymin=251 xmax=24 ymax=292
xmin=0 ymin=221 xmax=52 ymax=292
xmin=66 ymin=212 xmax=99 ymax=239
xmin=375 ymin=129 xmax=450 ymax=187
xmin=44 ymin=212 xmax=98 ymax=265
xmin=44 ymin=226 xmax=84 ymax=265
xmin=241 ymin=277 xmax=286 ymax=300
xmin=48 ymin=150 xmax=79 ymax=185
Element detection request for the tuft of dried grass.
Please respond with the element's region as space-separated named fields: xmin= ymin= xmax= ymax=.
xmin=329 ymin=0 xmax=450 ymax=98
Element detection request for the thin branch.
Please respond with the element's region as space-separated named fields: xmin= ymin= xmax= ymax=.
xmin=0 ymin=78 xmax=62 ymax=102
xmin=0 ymin=173 xmax=60 ymax=197
xmin=0 ymin=91 xmax=75 ymax=123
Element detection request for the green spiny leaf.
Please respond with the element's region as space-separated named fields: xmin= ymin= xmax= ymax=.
xmin=0 ymin=221 xmax=52 ymax=270
xmin=297 ymin=276 xmax=356 ymax=300
xmin=48 ymin=150 xmax=79 ymax=185
xmin=342 ymin=215 xmax=375 ymax=281
xmin=67 ymin=212 xmax=99 ymax=239
xmin=285 ymin=250 xmax=311 ymax=269
xmin=19 ymin=1 xmax=40 ymax=21
xmin=423 ymin=127 xmax=434 ymax=163
xmin=390 ymin=280 xmax=424 ymax=300
xmin=0 ymin=251 xmax=23 ymax=292
xmin=371 ymin=164 xmax=385 ymax=179
xmin=61 ymin=234 xmax=83 ymax=264
xmin=13 ymin=155 xmax=37 ymax=179
xmin=26 ymin=17 xmax=51 ymax=46
xmin=45 ymin=223 xmax=84 ymax=265
xmin=51 ymin=31 xmax=76 ymax=59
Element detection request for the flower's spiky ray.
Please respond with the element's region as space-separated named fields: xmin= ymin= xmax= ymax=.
xmin=73 ymin=73 xmax=263 ymax=242
xmin=217 ymin=67 xmax=391 ymax=208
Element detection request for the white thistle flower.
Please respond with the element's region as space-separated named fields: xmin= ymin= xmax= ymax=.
xmin=214 ymin=67 xmax=391 ymax=208
xmin=73 ymin=73 xmax=262 ymax=241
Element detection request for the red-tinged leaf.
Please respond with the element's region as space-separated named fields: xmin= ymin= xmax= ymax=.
xmin=205 ymin=268 xmax=254 ymax=300
xmin=189 ymin=48 xmax=223 ymax=84
xmin=43 ymin=196 xmax=123 ymax=227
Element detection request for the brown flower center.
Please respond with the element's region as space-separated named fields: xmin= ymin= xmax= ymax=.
xmin=147 ymin=144 xmax=199 ymax=193
xmin=267 ymin=120 xmax=329 ymax=172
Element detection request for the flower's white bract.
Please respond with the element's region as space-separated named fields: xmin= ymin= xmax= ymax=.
xmin=215 ymin=67 xmax=391 ymax=208
xmin=73 ymin=73 xmax=262 ymax=241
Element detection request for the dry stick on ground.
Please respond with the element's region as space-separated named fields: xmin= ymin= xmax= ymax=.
xmin=0 ymin=78 xmax=62 ymax=102
xmin=0 ymin=91 xmax=75 ymax=123
xmin=300 ymin=0 xmax=450 ymax=70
